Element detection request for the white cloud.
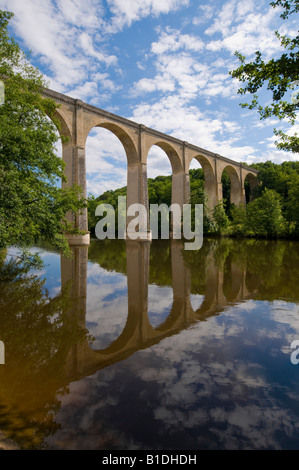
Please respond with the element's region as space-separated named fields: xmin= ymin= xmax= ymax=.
xmin=205 ymin=0 xmax=282 ymax=59
xmin=79 ymin=32 xmax=117 ymax=66
xmin=86 ymin=262 xmax=128 ymax=350
xmin=131 ymin=25 xmax=240 ymax=105
xmin=130 ymin=96 xmax=253 ymax=160
xmin=67 ymin=81 xmax=99 ymax=101
xmin=204 ymin=0 xmax=238 ymax=37
xmin=2 ymin=0 xmax=117 ymax=91
xmin=133 ymin=76 xmax=175 ymax=95
xmin=192 ymin=4 xmax=214 ymax=25
xmin=151 ymin=28 xmax=204 ymax=55
xmin=105 ymin=0 xmax=190 ymax=31
xmin=55 ymin=0 xmax=105 ymax=28
xmin=147 ymin=146 xmax=173 ymax=177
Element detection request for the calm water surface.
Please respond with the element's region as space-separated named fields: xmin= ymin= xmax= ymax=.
xmin=1 ymin=237 xmax=299 ymax=450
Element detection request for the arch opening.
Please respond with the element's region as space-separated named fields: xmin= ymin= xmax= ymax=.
xmin=93 ymin=122 xmax=138 ymax=167
xmin=147 ymin=145 xmax=175 ymax=238
xmin=221 ymin=169 xmax=231 ymax=214
xmin=147 ymin=145 xmax=173 ymax=206
xmin=85 ymin=126 xmax=129 ymax=238
xmin=221 ymin=165 xmax=240 ymax=216
xmin=188 ymin=157 xmax=209 ymax=233
xmin=223 ymin=255 xmax=242 ymax=301
xmin=189 ymin=155 xmax=215 ymax=209
xmin=244 ymin=173 xmax=259 ymax=203
xmin=151 ymin=141 xmax=183 ymax=175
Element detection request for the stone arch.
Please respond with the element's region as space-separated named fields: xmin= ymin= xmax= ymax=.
xmin=85 ymin=121 xmax=148 ymax=237
xmin=189 ymin=155 xmax=216 ymax=209
xmin=221 ymin=165 xmax=242 ymax=206
xmin=146 ymin=145 xmax=173 ymax=211
xmin=46 ymin=107 xmax=76 ymax=227
xmin=147 ymin=141 xmax=183 ymax=174
xmin=86 ymin=121 xmax=139 ymax=166
xmin=151 ymin=297 xmax=187 ymax=334
xmin=146 ymin=141 xmax=185 ymax=235
xmin=193 ymin=155 xmax=215 ymax=182
xmin=92 ymin=308 xmax=141 ymax=356
xmin=50 ymin=107 xmax=73 ymax=143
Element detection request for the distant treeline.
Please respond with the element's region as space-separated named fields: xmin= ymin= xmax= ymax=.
xmin=87 ymin=161 xmax=299 ymax=239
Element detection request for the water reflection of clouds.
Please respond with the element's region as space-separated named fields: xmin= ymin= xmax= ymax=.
xmin=86 ymin=262 xmax=128 ymax=350
xmin=48 ymin=296 xmax=299 ymax=450
xmin=147 ymin=285 xmax=173 ymax=327
xmin=190 ymin=294 xmax=204 ymax=312
xmin=132 ymin=299 xmax=299 ymax=449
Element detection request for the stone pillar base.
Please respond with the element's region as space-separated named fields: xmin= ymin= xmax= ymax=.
xmin=66 ymin=232 xmax=90 ymax=246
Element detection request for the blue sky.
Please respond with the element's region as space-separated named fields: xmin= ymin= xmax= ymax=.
xmin=1 ymin=0 xmax=298 ymax=195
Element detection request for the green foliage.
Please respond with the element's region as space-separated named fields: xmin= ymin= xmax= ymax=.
xmin=229 ymin=204 xmax=247 ymax=236
xmin=285 ymin=172 xmax=299 ymax=232
xmin=270 ymin=0 xmax=299 ymax=19
xmin=245 ymin=189 xmax=286 ymax=237
xmin=88 ymin=238 xmax=127 ymax=273
xmin=87 ymin=186 xmax=127 ymax=236
xmin=88 ymin=161 xmax=299 ymax=240
xmin=0 ymin=10 xmax=86 ymax=256
xmin=90 ymin=236 xmax=299 ymax=303
xmin=250 ymin=161 xmax=299 ymax=228
xmin=230 ymin=0 xmax=299 ymax=153
xmin=88 ymin=168 xmax=212 ymax=236
xmin=212 ymin=201 xmax=230 ymax=234
xmin=148 ymin=175 xmax=172 ymax=206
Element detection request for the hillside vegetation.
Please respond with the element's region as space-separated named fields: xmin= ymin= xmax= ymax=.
xmin=87 ymin=161 xmax=299 ymax=239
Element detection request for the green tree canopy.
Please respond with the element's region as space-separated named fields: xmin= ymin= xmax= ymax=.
xmin=88 ymin=160 xmax=299 ymax=239
xmin=245 ymin=188 xmax=285 ymax=237
xmin=0 ymin=10 xmax=85 ymax=256
xmin=230 ymin=0 xmax=299 ymax=153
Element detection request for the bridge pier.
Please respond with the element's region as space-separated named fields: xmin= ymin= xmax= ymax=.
xmin=126 ymin=161 xmax=152 ymax=241
xmin=60 ymin=100 xmax=90 ymax=246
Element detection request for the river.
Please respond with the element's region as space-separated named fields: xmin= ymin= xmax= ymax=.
xmin=1 ymin=237 xmax=299 ymax=450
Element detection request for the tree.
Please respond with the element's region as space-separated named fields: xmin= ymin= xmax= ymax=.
xmin=245 ymin=189 xmax=285 ymax=237
xmin=229 ymin=203 xmax=247 ymax=236
xmin=0 ymin=11 xmax=85 ymax=256
xmin=285 ymin=172 xmax=299 ymax=232
xmin=212 ymin=201 xmax=230 ymax=234
xmin=230 ymin=0 xmax=299 ymax=153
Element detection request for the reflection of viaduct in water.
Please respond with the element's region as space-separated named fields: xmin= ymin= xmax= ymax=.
xmin=61 ymin=241 xmax=254 ymax=381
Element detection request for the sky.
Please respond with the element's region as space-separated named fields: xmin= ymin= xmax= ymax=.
xmin=1 ymin=0 xmax=299 ymax=196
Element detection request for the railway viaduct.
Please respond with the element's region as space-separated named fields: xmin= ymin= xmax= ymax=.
xmin=42 ymin=88 xmax=259 ymax=245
